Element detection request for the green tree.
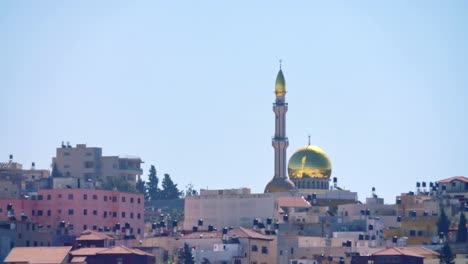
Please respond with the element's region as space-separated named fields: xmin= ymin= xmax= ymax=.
xmin=456 ymin=213 xmax=467 ymax=242
xmin=146 ymin=165 xmax=160 ymax=201
xmin=136 ymin=176 xmax=146 ymax=194
xmin=178 ymin=243 xmax=195 ymax=264
xmin=51 ymin=163 xmax=62 ymax=177
xmin=439 ymin=242 xmax=455 ymax=264
xmin=438 ymin=208 xmax=450 ymax=237
xmin=160 ymin=174 xmax=182 ymax=200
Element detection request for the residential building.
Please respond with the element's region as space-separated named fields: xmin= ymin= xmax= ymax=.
xmin=52 ymin=143 xmax=143 ymax=188
xmin=0 ymin=188 xmax=144 ymax=237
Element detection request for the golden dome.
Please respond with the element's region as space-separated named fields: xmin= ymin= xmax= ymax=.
xmin=264 ymin=177 xmax=296 ymax=193
xmin=275 ymin=69 xmax=286 ymax=96
xmin=288 ymin=145 xmax=332 ymax=179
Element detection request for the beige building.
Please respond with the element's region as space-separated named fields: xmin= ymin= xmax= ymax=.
xmin=184 ymin=188 xmax=279 ymax=230
xmin=52 ymin=143 xmax=143 ymax=188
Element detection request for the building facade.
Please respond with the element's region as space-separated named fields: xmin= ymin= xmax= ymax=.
xmin=52 ymin=143 xmax=143 ymax=188
xmin=0 ymin=189 xmax=144 ymax=237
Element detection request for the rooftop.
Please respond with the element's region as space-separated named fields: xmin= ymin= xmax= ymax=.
xmin=372 ymin=247 xmax=439 ymax=258
xmin=437 ymin=176 xmax=468 ymax=183
xmin=4 ymin=246 xmax=72 ymax=264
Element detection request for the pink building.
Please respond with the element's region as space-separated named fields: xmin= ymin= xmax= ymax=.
xmin=0 ymin=189 xmax=144 ymax=237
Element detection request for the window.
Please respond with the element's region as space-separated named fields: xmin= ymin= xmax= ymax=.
xmin=38 ymin=195 xmax=43 ymax=200
xmin=86 ymin=152 xmax=92 ymax=156
xmin=68 ymin=194 xmax=73 ymax=200
xmin=93 ymin=225 xmax=97 ymax=230
xmin=104 ymin=196 xmax=108 ymax=202
xmin=83 ymin=225 xmax=87 ymax=230
xmin=34 ymin=241 xmax=37 ymax=247
xmin=112 ymin=196 xmax=117 ymax=202
xmin=137 ymin=213 xmax=141 ymax=219
xmin=64 ymin=152 xmax=70 ymax=156
xmin=93 ymin=194 xmax=98 ymax=200
xmin=261 ymin=246 xmax=268 ymax=254
xmin=58 ymin=194 xmax=62 ymax=198
xmin=93 ymin=210 xmax=97 ymax=216
xmin=37 ymin=210 xmax=43 ymax=216
xmin=84 ymin=161 xmax=94 ymax=168
xmin=83 ymin=209 xmax=88 ymax=215
xmin=417 ymin=230 xmax=424 ymax=236
xmin=251 ymin=245 xmax=258 ymax=252
xmin=137 ymin=198 xmax=141 ymax=204
xmin=47 ymin=210 xmax=51 ymax=216
xmin=47 ymin=194 xmax=51 ymax=200
xmin=64 ymin=165 xmax=70 ymax=168
xmin=18 ymin=233 xmax=22 ymax=239
xmin=113 ymin=212 xmax=117 ymax=218
xmin=32 ymin=210 xmax=35 ymax=216
xmin=121 ymin=212 xmax=126 ymax=218
xmin=69 ymin=209 xmax=74 ymax=215
xmin=122 ymin=197 xmax=126 ymax=203
xmin=409 ymin=230 xmax=416 ymax=236
xmin=83 ymin=194 xmax=88 ymax=200
xmin=130 ymin=197 xmax=134 ymax=203
xmin=103 ymin=211 xmax=107 ymax=218
xmin=130 ymin=212 xmax=134 ymax=219
xmin=26 ymin=240 xmax=30 ymax=247
xmin=137 ymin=228 xmax=141 ymax=234
xmin=57 ymin=209 xmax=62 ymax=214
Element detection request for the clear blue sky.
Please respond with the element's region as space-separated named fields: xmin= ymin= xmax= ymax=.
xmin=1 ymin=1 xmax=467 ymax=203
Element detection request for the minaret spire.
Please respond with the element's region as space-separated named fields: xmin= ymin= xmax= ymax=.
xmin=265 ymin=66 xmax=296 ymax=193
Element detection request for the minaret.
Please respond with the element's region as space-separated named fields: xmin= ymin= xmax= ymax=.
xmin=265 ymin=64 xmax=296 ymax=193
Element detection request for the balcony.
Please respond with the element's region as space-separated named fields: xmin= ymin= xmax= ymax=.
xmin=118 ymin=166 xmax=143 ymax=174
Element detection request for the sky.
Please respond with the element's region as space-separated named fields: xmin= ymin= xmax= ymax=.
xmin=1 ymin=1 xmax=467 ymax=203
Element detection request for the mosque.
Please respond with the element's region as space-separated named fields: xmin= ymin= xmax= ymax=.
xmin=183 ymin=66 xmax=356 ymax=230
xmin=265 ymin=66 xmax=333 ymax=193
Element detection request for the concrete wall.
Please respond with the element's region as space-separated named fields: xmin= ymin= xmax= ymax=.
xmin=184 ymin=193 xmax=276 ymax=230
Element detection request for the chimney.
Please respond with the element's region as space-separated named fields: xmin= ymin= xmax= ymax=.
xmin=31 ymin=162 xmax=36 ymax=170
xmin=253 ymin=218 xmax=259 ymax=230
xmin=372 ymin=187 xmax=376 ymax=197
xmin=422 ymin=182 xmax=427 ymax=193
xmin=266 ymin=217 xmax=273 ymax=231
xmin=172 ymin=220 xmax=178 ymax=235
xmin=333 ymin=177 xmax=337 ymax=189
xmin=9 ymin=154 xmax=13 ymax=162
xmin=115 ymin=223 xmax=121 ymax=236
xmin=198 ymin=219 xmax=203 ymax=231
xmin=125 ymin=222 xmax=131 ymax=237
xmin=222 ymin=227 xmax=228 ymax=241
xmin=416 ymin=182 xmax=421 ymax=195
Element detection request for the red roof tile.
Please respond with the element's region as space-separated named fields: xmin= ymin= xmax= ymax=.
xmin=277 ymin=196 xmax=312 ymax=208
xmin=4 ymin=246 xmax=72 ymax=264
xmin=76 ymin=230 xmax=115 ymax=241
xmin=373 ymin=247 xmax=439 ymax=258
xmin=437 ymin=176 xmax=468 ymax=183
xmin=181 ymin=227 xmax=274 ymax=241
